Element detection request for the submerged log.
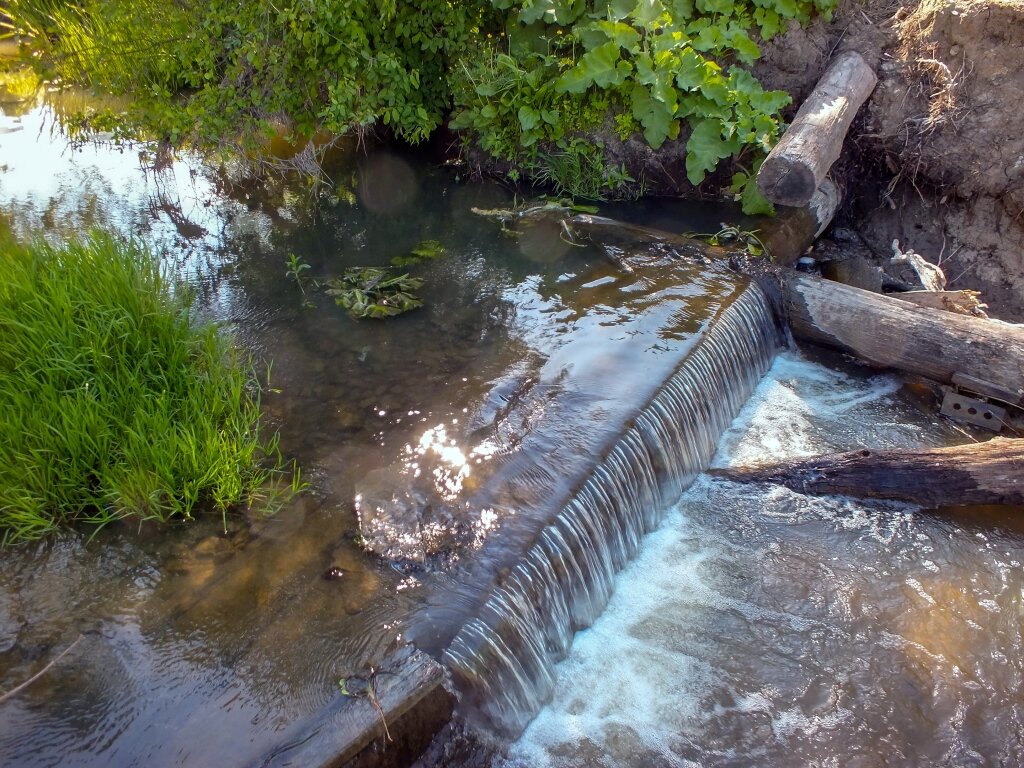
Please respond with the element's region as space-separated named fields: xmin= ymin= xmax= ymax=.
xmin=471 ymin=178 xmax=840 ymax=266
xmin=757 ymin=51 xmax=877 ymax=207
xmin=710 ymin=438 xmax=1024 ymax=507
xmin=782 ymin=272 xmax=1024 ymax=407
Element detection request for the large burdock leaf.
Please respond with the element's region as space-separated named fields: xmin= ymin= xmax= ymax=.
xmin=556 ymin=42 xmax=633 ymax=93
xmin=685 ymin=117 xmax=739 ymax=185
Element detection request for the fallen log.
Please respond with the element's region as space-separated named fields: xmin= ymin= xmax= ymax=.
xmin=757 ymin=51 xmax=877 ymax=207
xmin=471 ymin=178 xmax=840 ymax=266
xmin=781 ymin=272 xmax=1024 ymax=407
xmin=709 ymin=438 xmax=1024 ymax=507
xmin=891 ymin=289 xmax=988 ymax=318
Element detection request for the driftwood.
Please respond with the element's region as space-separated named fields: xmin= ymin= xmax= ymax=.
xmin=892 ymin=289 xmax=988 ymax=318
xmin=782 ymin=272 xmax=1024 ymax=407
xmin=710 ymin=438 xmax=1024 ymax=508
xmin=471 ymin=180 xmax=839 ymax=266
xmin=757 ymin=51 xmax=878 ymax=207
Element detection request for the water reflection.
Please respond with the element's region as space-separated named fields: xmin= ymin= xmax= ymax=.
xmin=0 ymin=93 xmax=746 ymax=765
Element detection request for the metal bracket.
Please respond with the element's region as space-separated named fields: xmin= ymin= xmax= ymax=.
xmin=940 ymin=388 xmax=1006 ymax=432
xmin=951 ymin=372 xmax=1024 ymax=409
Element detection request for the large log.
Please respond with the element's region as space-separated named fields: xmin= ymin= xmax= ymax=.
xmin=710 ymin=438 xmax=1024 ymax=507
xmin=472 ymin=179 xmax=840 ymax=266
xmin=782 ymin=272 xmax=1024 ymax=407
xmin=757 ymin=51 xmax=877 ymax=207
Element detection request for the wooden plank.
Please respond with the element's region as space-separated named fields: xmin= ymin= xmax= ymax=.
xmin=782 ymin=272 xmax=1024 ymax=406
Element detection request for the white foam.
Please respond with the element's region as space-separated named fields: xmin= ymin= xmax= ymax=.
xmin=506 ymin=351 xmax=1022 ymax=767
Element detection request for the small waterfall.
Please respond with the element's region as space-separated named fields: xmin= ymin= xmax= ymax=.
xmin=442 ymin=282 xmax=782 ymax=737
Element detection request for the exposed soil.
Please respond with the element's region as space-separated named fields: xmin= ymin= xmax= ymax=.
xmin=850 ymin=0 xmax=1024 ymax=321
xmin=751 ymin=0 xmax=1024 ymax=321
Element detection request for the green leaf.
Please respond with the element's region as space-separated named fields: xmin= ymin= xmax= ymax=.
xmin=699 ymin=73 xmax=730 ymax=105
xmin=696 ymin=0 xmax=733 ymax=14
xmin=740 ymin=177 xmax=775 ymax=215
xmin=685 ymin=117 xmax=737 ymax=184
xmin=674 ymin=47 xmax=707 ymax=90
xmin=631 ymin=84 xmax=677 ymax=148
xmin=727 ymin=27 xmax=760 ymax=64
xmin=692 ymin=21 xmax=726 ymax=51
xmin=518 ymin=105 xmax=541 ymax=131
xmin=541 ymin=108 xmax=560 ymax=125
xmin=631 ymin=0 xmax=667 ymax=26
xmin=670 ymin=0 xmax=696 ymax=19
xmin=773 ymin=0 xmax=800 ymax=18
xmin=595 ymin=20 xmax=641 ymax=50
xmin=608 ymin=0 xmax=636 ymax=21
xmin=555 ymin=42 xmax=633 ymax=93
xmin=754 ymin=7 xmax=782 ymax=39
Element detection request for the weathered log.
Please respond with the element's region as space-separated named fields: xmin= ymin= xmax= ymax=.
xmin=757 ymin=51 xmax=878 ymax=207
xmin=782 ymin=272 xmax=1024 ymax=407
xmin=891 ymin=289 xmax=988 ymax=318
xmin=710 ymin=438 xmax=1024 ymax=507
xmin=758 ymin=178 xmax=841 ymax=264
xmin=472 ymin=179 xmax=840 ymax=266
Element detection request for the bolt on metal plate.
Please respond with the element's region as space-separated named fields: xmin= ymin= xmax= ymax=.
xmin=940 ymin=389 xmax=1005 ymax=432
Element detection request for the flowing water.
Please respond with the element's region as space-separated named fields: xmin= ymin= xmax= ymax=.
xmin=0 ymin=93 xmax=755 ymax=764
xmin=506 ymin=352 xmax=1024 ymax=767
xmin=2 ymin=89 xmax=1022 ymax=767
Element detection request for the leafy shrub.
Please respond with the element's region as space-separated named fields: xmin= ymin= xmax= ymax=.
xmin=451 ymin=0 xmax=837 ymax=209
xmin=11 ymin=0 xmax=836 ymax=207
xmin=0 ymin=234 xmax=288 ymax=543
xmin=10 ymin=0 xmax=484 ymax=150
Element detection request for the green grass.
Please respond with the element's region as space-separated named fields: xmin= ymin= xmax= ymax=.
xmin=0 ymin=233 xmax=290 ymax=544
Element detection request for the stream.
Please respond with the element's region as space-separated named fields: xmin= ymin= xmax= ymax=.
xmin=0 ymin=91 xmax=1022 ymax=767
xmin=507 ymin=352 xmax=1024 ymax=766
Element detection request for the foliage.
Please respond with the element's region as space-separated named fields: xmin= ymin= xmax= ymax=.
xmin=9 ymin=0 xmax=485 ymax=151
xmin=325 ymin=267 xmax=425 ymax=319
xmin=285 ymin=252 xmax=312 ymax=298
xmin=390 ymin=239 xmax=446 ymax=267
xmin=9 ymin=0 xmax=836 ymax=208
xmin=0 ymin=65 xmax=41 ymax=103
xmin=0 ymin=233 xmax=290 ymax=543
xmin=686 ymin=224 xmax=770 ymax=258
xmin=451 ymin=0 xmax=836 ymax=209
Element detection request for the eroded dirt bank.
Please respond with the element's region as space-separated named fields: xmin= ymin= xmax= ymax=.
xmin=763 ymin=0 xmax=1024 ymax=321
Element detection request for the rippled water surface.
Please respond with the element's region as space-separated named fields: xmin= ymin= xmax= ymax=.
xmin=0 ymin=93 xmax=741 ymax=765
xmin=508 ymin=352 xmax=1024 ymax=767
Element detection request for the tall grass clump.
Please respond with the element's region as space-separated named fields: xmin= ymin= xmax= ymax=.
xmin=0 ymin=233 xmax=287 ymax=544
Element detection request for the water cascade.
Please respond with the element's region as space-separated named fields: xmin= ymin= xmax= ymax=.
xmin=441 ymin=282 xmax=782 ymax=736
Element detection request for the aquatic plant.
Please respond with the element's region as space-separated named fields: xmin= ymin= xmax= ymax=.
xmin=389 ymin=239 xmax=446 ymax=267
xmin=285 ymin=252 xmax=312 ymax=297
xmin=325 ymin=267 xmax=424 ymax=319
xmin=686 ymin=224 xmax=770 ymax=258
xmin=0 ymin=233 xmax=290 ymax=543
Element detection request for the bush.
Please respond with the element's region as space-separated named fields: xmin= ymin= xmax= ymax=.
xmin=9 ymin=0 xmax=484 ymax=151
xmin=0 ymin=233 xmax=287 ymax=543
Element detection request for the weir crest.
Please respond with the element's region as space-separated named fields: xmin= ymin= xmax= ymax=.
xmin=440 ymin=282 xmax=782 ymax=736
